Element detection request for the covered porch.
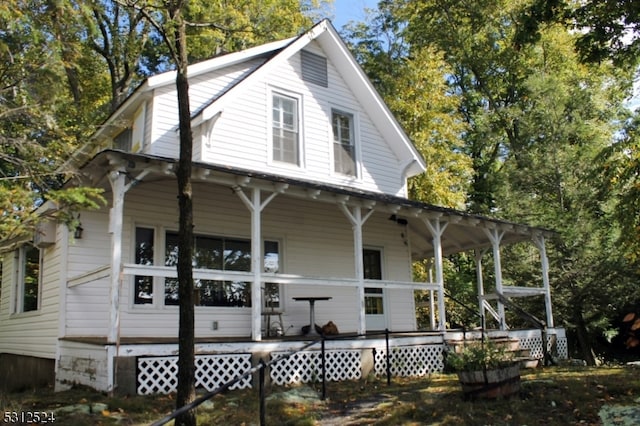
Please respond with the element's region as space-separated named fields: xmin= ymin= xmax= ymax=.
xmin=67 ymin=150 xmax=562 ymax=393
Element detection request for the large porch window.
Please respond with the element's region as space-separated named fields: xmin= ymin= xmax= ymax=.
xmin=163 ymin=232 xmax=279 ymax=308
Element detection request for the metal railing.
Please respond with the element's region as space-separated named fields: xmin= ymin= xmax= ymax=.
xmin=149 ymin=329 xmax=438 ymax=426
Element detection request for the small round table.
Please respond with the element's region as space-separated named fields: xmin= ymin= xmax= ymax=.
xmin=293 ymin=297 xmax=332 ymax=336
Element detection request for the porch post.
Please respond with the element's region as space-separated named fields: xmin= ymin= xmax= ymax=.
xmin=428 ymin=262 xmax=436 ymax=330
xmin=107 ymin=169 xmax=125 ymax=393
xmin=234 ymin=185 xmax=285 ymax=341
xmin=339 ymin=204 xmax=374 ymax=335
xmin=484 ymin=228 xmax=506 ymax=330
xmin=474 ymin=248 xmax=487 ymax=330
xmin=533 ymin=234 xmax=554 ymax=328
xmin=424 ymin=217 xmax=448 ymax=331
xmin=250 ymin=188 xmax=263 ymax=341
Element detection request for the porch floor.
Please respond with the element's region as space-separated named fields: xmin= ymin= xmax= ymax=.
xmin=59 ymin=330 xmax=445 ymax=346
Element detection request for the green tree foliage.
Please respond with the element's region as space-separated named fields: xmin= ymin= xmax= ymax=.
xmin=348 ymin=0 xmax=639 ymax=362
xmin=183 ymin=0 xmax=328 ymax=61
xmin=401 ymin=0 xmax=544 ymax=214
xmin=518 ymin=0 xmax=640 ymax=67
xmin=343 ymin=1 xmax=471 ymax=208
xmin=0 ymin=1 xmax=105 ymax=247
xmin=599 ymin=111 xmax=640 ymax=267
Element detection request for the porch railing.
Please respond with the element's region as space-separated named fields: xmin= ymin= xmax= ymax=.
xmin=149 ymin=329 xmax=441 ymax=426
xmin=119 ymin=264 xmax=441 ymax=291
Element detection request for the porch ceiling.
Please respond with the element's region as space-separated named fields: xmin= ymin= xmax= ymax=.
xmin=77 ymin=150 xmax=554 ymax=258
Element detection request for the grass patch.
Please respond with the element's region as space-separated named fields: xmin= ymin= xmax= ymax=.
xmin=1 ymin=365 xmax=639 ymax=425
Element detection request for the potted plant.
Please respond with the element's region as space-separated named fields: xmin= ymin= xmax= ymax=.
xmin=445 ymin=339 xmax=521 ymax=399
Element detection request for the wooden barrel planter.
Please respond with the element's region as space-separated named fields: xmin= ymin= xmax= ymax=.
xmin=456 ymin=363 xmax=521 ymax=400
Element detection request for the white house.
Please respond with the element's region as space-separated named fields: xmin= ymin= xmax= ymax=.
xmin=0 ymin=20 xmax=566 ymax=395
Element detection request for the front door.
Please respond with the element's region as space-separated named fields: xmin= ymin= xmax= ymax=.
xmin=363 ymin=249 xmax=386 ymax=331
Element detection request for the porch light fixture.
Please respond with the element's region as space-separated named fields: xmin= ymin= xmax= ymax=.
xmin=74 ymin=224 xmax=84 ymax=239
xmin=388 ymin=214 xmax=408 ymax=225
xmin=74 ymin=214 xmax=84 ymax=239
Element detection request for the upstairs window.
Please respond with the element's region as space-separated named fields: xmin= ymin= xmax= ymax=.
xmin=332 ymin=110 xmax=356 ymax=176
xmin=272 ymin=93 xmax=299 ymax=165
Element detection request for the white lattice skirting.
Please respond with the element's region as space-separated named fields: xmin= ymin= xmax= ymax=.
xmin=516 ymin=335 xmax=569 ymax=360
xmin=137 ymin=354 xmax=252 ymax=395
xmin=374 ymin=344 xmax=444 ymax=377
xmin=270 ymin=350 xmax=362 ymax=385
xmin=133 ymin=333 xmax=569 ymax=394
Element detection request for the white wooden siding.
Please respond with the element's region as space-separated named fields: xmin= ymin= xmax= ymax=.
xmin=144 ymin=40 xmax=407 ymax=197
xmin=66 ymin=181 xmax=417 ymax=339
xmin=64 ymin=209 xmax=111 ymax=336
xmin=0 ymin=226 xmax=63 ymax=359
xmin=200 ymin=42 xmax=406 ymax=196
xmin=148 ymin=58 xmax=267 ymax=159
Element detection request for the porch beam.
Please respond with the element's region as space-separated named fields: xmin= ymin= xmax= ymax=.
xmin=424 ymin=218 xmax=448 ymax=331
xmin=484 ymin=228 xmax=507 ymax=330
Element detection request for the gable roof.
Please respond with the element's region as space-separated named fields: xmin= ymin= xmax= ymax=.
xmin=69 ymin=20 xmax=426 ymax=177
xmin=190 ymin=20 xmax=426 ymax=177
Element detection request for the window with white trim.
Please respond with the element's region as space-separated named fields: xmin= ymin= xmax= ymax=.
xmin=263 ymin=241 xmax=280 ymax=309
xmin=134 ymin=227 xmax=155 ymax=305
xmin=332 ymin=110 xmax=356 ymax=176
xmin=14 ymin=244 xmax=41 ymax=313
xmin=363 ymin=249 xmax=383 ymax=315
xmin=272 ymin=93 xmax=299 ymax=165
xmin=163 ymin=232 xmax=280 ymax=308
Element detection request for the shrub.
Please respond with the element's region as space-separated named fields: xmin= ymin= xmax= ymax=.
xmin=446 ymin=339 xmax=515 ymax=372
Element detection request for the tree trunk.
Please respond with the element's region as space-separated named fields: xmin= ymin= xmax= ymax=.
xmin=173 ymin=10 xmax=196 ymax=426
xmin=573 ymin=306 xmax=597 ymax=366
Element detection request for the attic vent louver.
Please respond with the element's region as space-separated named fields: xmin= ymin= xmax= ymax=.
xmin=301 ymin=50 xmax=328 ymax=87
